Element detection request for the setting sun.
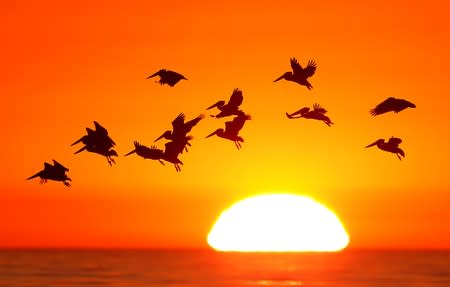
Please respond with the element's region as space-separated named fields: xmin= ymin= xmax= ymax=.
xmin=207 ymin=194 xmax=349 ymax=252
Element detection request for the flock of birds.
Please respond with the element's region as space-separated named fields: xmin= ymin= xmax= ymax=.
xmin=27 ymin=58 xmax=416 ymax=187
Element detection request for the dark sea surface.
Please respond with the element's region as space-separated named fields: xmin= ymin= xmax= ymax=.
xmin=0 ymin=249 xmax=449 ymax=287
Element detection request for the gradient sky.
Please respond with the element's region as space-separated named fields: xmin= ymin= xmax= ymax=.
xmin=2 ymin=0 xmax=450 ymax=249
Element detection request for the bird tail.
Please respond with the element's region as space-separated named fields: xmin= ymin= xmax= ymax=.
xmin=369 ymin=108 xmax=378 ymax=116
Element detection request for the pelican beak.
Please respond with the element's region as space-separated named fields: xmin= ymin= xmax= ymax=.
xmin=124 ymin=149 xmax=136 ymax=156
xmin=74 ymin=146 xmax=87 ymax=154
xmin=205 ymin=130 xmax=217 ymax=138
xmin=26 ymin=172 xmax=40 ymax=180
xmin=365 ymin=141 xmax=377 ymax=148
xmin=146 ymin=71 xmax=159 ymax=79
xmin=71 ymin=137 xmax=82 ymax=146
xmin=154 ymin=133 xmax=165 ymax=142
xmin=273 ymin=74 xmax=285 ymax=82
xmin=206 ymin=101 xmax=219 ymax=110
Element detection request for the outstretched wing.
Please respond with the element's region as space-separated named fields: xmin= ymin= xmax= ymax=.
xmin=134 ymin=141 xmax=164 ymax=157
xmin=164 ymin=140 xmax=185 ymax=158
xmin=86 ymin=128 xmax=96 ymax=136
xmin=398 ymin=99 xmax=416 ymax=109
xmin=93 ymin=121 xmax=116 ymax=146
xmin=166 ymin=70 xmax=186 ymax=80
xmin=184 ymin=114 xmax=204 ymax=132
xmin=172 ymin=113 xmax=185 ymax=132
xmin=303 ymin=60 xmax=317 ymax=78
xmin=370 ymin=97 xmax=397 ymax=116
xmin=388 ymin=137 xmax=402 ymax=147
xmin=52 ymin=160 xmax=69 ymax=172
xmin=224 ymin=112 xmax=250 ymax=135
xmin=313 ymin=103 xmax=327 ymax=114
xmin=94 ymin=121 xmax=108 ymax=135
xmin=290 ymin=58 xmax=303 ymax=74
xmin=227 ymin=88 xmax=244 ymax=109
xmin=43 ymin=162 xmax=53 ymax=171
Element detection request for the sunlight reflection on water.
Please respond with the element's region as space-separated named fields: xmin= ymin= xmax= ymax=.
xmin=0 ymin=250 xmax=450 ymax=287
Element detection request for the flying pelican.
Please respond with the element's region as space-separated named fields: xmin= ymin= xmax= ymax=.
xmin=124 ymin=141 xmax=165 ymax=165
xmin=286 ymin=103 xmax=334 ymax=126
xmin=27 ymin=160 xmax=71 ymax=187
xmin=205 ymin=111 xmax=251 ymax=149
xmin=125 ymin=141 xmax=184 ymax=172
xmin=155 ymin=113 xmax=204 ymax=143
xmin=147 ymin=69 xmax=187 ymax=87
xmin=72 ymin=121 xmax=117 ymax=164
xmin=370 ymin=97 xmax=416 ymax=116
xmin=274 ymin=58 xmax=317 ymax=90
xmin=207 ymin=88 xmax=244 ymax=118
xmin=365 ymin=137 xmax=405 ymax=160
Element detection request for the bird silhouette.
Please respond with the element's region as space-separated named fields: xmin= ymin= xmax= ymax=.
xmin=27 ymin=160 xmax=71 ymax=187
xmin=72 ymin=121 xmax=117 ymax=165
xmin=365 ymin=137 xmax=405 ymax=160
xmin=207 ymin=88 xmax=244 ymax=118
xmin=124 ymin=141 xmax=165 ymax=165
xmin=286 ymin=103 xmax=334 ymax=126
xmin=125 ymin=140 xmax=185 ymax=172
xmin=205 ymin=111 xmax=251 ymax=149
xmin=155 ymin=113 xmax=204 ymax=144
xmin=274 ymin=58 xmax=317 ymax=90
xmin=370 ymin=97 xmax=416 ymax=116
xmin=147 ymin=69 xmax=187 ymax=87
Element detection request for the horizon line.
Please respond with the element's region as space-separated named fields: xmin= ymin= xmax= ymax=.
xmin=1 ymin=246 xmax=450 ymax=252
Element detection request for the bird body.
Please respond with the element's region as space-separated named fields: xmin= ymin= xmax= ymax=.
xmin=366 ymin=137 xmax=405 ymax=160
xmin=147 ymin=69 xmax=187 ymax=87
xmin=207 ymin=88 xmax=244 ymax=118
xmin=274 ymin=58 xmax=317 ymax=90
xmin=370 ymin=97 xmax=416 ymax=116
xmin=286 ymin=103 xmax=334 ymax=126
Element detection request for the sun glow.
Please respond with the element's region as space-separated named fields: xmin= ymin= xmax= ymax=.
xmin=207 ymin=194 xmax=349 ymax=252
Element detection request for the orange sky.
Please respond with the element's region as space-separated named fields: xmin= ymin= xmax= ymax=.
xmin=1 ymin=0 xmax=450 ymax=249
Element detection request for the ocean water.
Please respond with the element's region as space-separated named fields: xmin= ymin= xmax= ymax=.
xmin=0 ymin=250 xmax=449 ymax=287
